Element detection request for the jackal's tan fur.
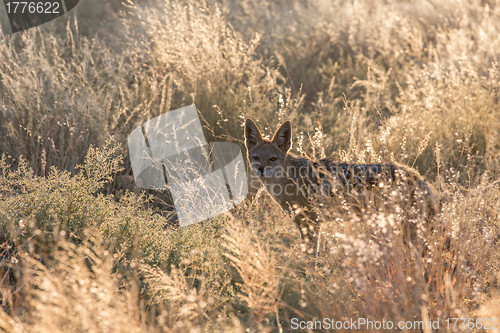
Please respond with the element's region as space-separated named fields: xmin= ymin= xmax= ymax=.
xmin=244 ymin=119 xmax=439 ymax=254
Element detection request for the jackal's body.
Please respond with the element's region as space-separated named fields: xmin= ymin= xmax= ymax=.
xmin=244 ymin=119 xmax=438 ymax=254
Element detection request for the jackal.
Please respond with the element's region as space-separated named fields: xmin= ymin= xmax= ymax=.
xmin=244 ymin=119 xmax=439 ymax=254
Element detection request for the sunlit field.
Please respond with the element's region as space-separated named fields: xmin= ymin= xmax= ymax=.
xmin=0 ymin=0 xmax=499 ymax=332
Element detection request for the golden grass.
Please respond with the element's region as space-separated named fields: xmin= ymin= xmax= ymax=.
xmin=0 ymin=0 xmax=498 ymax=331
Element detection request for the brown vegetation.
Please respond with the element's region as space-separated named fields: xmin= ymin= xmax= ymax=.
xmin=0 ymin=0 xmax=498 ymax=331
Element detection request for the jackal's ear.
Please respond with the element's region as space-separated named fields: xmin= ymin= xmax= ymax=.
xmin=245 ymin=119 xmax=263 ymax=150
xmin=272 ymin=121 xmax=292 ymax=152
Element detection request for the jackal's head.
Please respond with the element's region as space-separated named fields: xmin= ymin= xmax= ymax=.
xmin=244 ymin=119 xmax=291 ymax=178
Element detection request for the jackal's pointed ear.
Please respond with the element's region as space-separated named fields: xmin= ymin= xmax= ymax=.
xmin=245 ymin=119 xmax=263 ymax=150
xmin=272 ymin=121 xmax=292 ymax=152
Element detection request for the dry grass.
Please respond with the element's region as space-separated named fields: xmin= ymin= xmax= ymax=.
xmin=0 ymin=0 xmax=498 ymax=331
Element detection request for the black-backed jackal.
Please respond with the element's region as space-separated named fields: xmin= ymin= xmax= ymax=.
xmin=244 ymin=119 xmax=439 ymax=255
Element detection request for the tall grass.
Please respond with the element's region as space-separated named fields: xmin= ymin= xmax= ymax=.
xmin=0 ymin=0 xmax=498 ymax=331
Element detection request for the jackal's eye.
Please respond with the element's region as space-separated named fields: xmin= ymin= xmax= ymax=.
xmin=270 ymin=156 xmax=278 ymax=161
xmin=252 ymin=156 xmax=260 ymax=161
